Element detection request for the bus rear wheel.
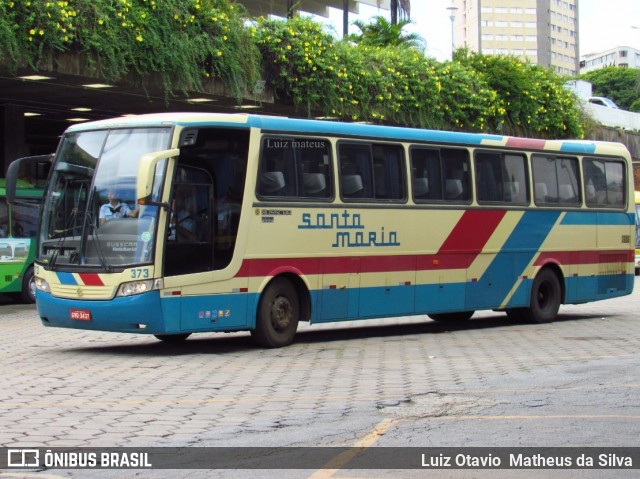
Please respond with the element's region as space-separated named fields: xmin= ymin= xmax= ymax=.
xmin=520 ymin=268 xmax=562 ymax=323
xmin=252 ymin=277 xmax=299 ymax=348
xmin=428 ymin=311 xmax=474 ymax=322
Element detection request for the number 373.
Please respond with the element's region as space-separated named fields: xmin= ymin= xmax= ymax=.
xmin=130 ymin=268 xmax=150 ymax=279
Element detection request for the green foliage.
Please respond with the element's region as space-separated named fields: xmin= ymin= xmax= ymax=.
xmin=580 ymin=66 xmax=640 ymax=111
xmin=256 ymin=17 xmax=581 ymax=137
xmin=255 ymin=17 xmax=501 ymax=129
xmin=456 ymin=50 xmax=582 ymax=138
xmin=0 ymin=3 xmax=585 ymax=138
xmin=348 ymin=16 xmax=424 ymax=51
xmin=0 ymin=0 xmax=261 ymax=100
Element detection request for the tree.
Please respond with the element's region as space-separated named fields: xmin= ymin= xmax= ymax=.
xmin=349 ymin=16 xmax=424 ymax=50
xmin=580 ymin=66 xmax=640 ymax=111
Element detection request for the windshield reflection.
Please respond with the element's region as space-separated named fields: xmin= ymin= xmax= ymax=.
xmin=39 ymin=127 xmax=171 ymax=270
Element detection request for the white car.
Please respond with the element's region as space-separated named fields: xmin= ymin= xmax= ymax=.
xmin=588 ymin=97 xmax=620 ymax=109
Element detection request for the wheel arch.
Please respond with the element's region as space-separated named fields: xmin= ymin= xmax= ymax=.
xmin=533 ymin=260 xmax=566 ymax=304
xmin=253 ymin=269 xmax=312 ymax=325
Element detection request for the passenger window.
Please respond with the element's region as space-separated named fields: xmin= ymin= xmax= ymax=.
xmin=475 ymin=151 xmax=528 ymax=204
xmin=257 ymin=137 xmax=332 ymax=200
xmin=584 ymin=158 xmax=626 ymax=208
xmin=532 ymin=155 xmax=580 ymax=206
xmin=411 ymin=147 xmax=470 ymax=203
xmin=339 ymin=142 xmax=405 ymax=201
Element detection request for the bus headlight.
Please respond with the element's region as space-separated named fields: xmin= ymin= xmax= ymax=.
xmin=117 ymin=279 xmax=163 ymax=297
xmin=34 ymin=276 xmax=50 ymax=293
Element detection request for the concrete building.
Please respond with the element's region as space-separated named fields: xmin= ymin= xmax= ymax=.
xmin=580 ymin=46 xmax=640 ymax=73
xmin=452 ymin=0 xmax=579 ymax=75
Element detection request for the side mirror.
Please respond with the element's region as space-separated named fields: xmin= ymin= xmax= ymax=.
xmin=6 ymin=154 xmax=53 ymax=203
xmin=136 ymin=149 xmax=179 ymax=203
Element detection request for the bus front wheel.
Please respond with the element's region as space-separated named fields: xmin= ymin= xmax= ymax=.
xmin=521 ymin=268 xmax=562 ymax=323
xmin=252 ymin=277 xmax=299 ymax=348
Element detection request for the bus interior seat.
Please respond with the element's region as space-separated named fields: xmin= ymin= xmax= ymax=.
xmin=413 ymin=178 xmax=429 ymax=198
xmin=505 ymin=181 xmax=521 ymax=202
xmin=342 ymin=175 xmax=364 ymax=197
xmin=260 ymin=171 xmax=286 ymax=195
xmin=585 ymin=183 xmax=596 ymax=202
xmin=558 ymin=184 xmax=575 ymax=203
xmin=535 ymin=182 xmax=548 ymax=202
xmin=302 ymin=173 xmax=326 ymax=196
xmin=445 ymin=179 xmax=463 ymax=200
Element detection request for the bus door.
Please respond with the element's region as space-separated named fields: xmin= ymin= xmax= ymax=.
xmin=166 ymin=129 xmax=251 ymax=332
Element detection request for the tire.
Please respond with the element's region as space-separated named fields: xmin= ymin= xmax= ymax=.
xmin=20 ymin=266 xmax=36 ymax=304
xmin=154 ymin=333 xmax=191 ymax=343
xmin=251 ymin=277 xmax=299 ymax=348
xmin=428 ymin=311 xmax=474 ymax=322
xmin=505 ymin=308 xmax=526 ymax=321
xmin=520 ymin=268 xmax=562 ymax=323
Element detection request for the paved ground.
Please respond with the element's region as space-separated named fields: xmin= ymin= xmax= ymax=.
xmin=0 ymin=279 xmax=638 ymax=478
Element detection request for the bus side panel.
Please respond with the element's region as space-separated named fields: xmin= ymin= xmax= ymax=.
xmin=414 ymin=281 xmax=466 ymax=314
xmin=178 ymin=292 xmax=253 ymax=332
xmin=467 ymin=210 xmax=561 ymax=310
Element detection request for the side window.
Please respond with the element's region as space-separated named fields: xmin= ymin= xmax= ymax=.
xmin=11 ymin=199 xmax=40 ymax=238
xmin=258 ymin=137 xmax=332 ymax=199
xmin=584 ymin=158 xmax=626 ymax=208
xmin=532 ymin=155 xmax=580 ymax=206
xmin=411 ymin=147 xmax=470 ymax=203
xmin=339 ymin=142 xmax=405 ymax=201
xmin=410 ymin=148 xmax=443 ymax=201
xmin=475 ymin=151 xmax=528 ymax=204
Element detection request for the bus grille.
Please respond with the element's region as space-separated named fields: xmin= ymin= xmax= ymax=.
xmin=51 ymin=284 xmax=116 ymax=300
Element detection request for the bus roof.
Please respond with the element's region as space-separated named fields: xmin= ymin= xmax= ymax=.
xmin=65 ymin=112 xmax=630 ymax=157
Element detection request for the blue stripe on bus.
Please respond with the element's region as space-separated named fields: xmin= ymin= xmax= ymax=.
xmin=56 ymin=272 xmax=78 ymax=285
xmin=252 ymin=116 xmax=503 ymax=145
xmin=561 ymin=211 xmax=634 ymax=226
xmin=467 ymin=210 xmax=561 ymax=310
xmin=559 ymin=142 xmax=597 ymax=154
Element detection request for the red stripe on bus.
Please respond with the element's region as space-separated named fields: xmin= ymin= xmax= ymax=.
xmin=78 ymin=273 xmax=104 ymax=286
xmin=437 ymin=210 xmax=506 ymax=254
xmin=505 ymin=137 xmax=547 ymax=149
xmin=535 ymin=250 xmax=633 ymax=265
xmin=235 ymin=248 xmax=633 ymax=279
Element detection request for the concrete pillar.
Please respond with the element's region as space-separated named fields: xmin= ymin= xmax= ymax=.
xmin=1 ymin=104 xmax=27 ymax=175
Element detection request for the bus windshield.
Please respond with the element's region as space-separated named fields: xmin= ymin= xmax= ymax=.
xmin=39 ymin=127 xmax=172 ymax=270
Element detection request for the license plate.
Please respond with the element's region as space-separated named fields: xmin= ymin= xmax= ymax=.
xmin=70 ymin=309 xmax=91 ymax=321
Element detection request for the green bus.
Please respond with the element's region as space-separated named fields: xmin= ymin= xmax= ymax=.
xmin=0 ymin=155 xmax=50 ymax=302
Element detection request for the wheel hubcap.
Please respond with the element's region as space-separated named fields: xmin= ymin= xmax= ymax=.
xmin=270 ymin=296 xmax=292 ymax=331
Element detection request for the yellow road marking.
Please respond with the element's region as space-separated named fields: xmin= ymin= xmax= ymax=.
xmin=306 ymin=418 xmax=396 ymax=479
